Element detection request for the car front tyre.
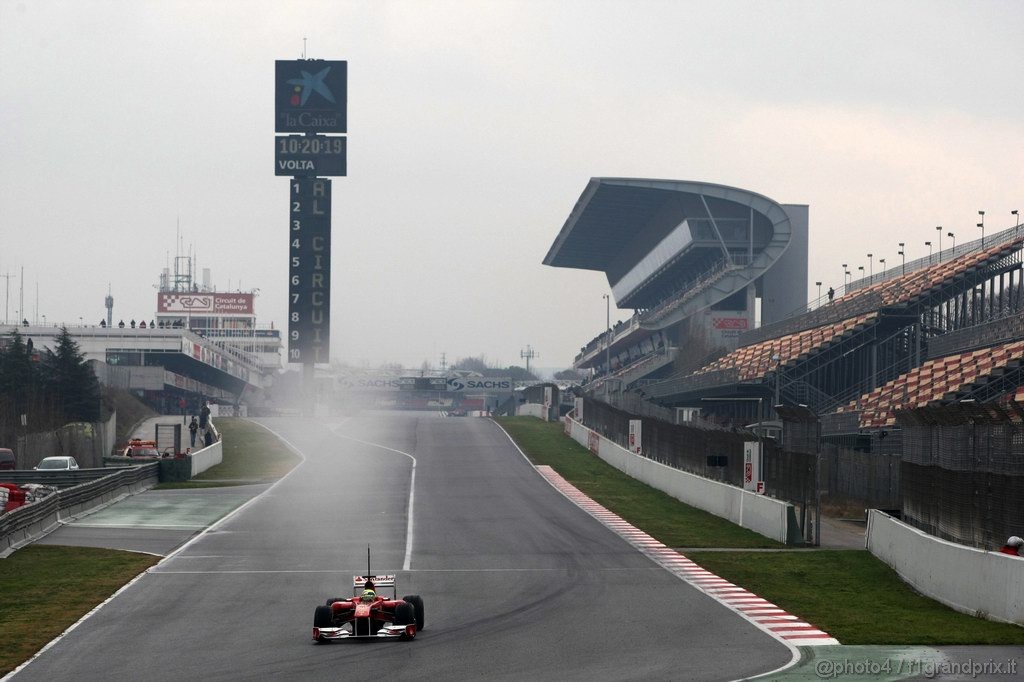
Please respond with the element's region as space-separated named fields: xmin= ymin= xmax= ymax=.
xmin=402 ymin=594 xmax=425 ymax=631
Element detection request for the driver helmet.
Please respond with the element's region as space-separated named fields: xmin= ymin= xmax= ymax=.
xmin=361 ymin=589 xmax=376 ymax=602
xmin=1007 ymin=536 xmax=1023 ymax=548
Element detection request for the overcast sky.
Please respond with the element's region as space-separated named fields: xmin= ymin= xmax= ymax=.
xmin=2 ymin=0 xmax=1022 ymax=372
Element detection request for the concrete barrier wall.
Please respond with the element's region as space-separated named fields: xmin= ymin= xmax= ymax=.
xmin=190 ymin=440 xmax=223 ymax=477
xmin=564 ymin=416 xmax=792 ymax=544
xmin=516 ymin=404 xmax=547 ymax=420
xmin=867 ymin=510 xmax=1024 ymax=625
xmin=1 ymin=465 xmax=159 ymax=557
xmin=0 ymin=499 xmax=60 ymax=557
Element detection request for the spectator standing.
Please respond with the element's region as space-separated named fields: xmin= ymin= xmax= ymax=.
xmin=188 ymin=416 xmax=199 ymax=448
xmin=204 ymin=419 xmax=219 ymax=447
xmin=199 ymin=401 xmax=213 ymax=447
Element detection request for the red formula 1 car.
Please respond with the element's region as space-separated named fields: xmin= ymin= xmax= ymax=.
xmin=312 ymin=574 xmax=424 ymax=642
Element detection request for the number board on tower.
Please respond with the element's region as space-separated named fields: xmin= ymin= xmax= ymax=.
xmin=288 ymin=178 xmax=332 ymax=363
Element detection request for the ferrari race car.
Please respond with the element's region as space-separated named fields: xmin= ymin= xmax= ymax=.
xmin=313 ymin=574 xmax=424 ymax=642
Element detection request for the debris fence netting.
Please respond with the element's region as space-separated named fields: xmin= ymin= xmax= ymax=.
xmin=897 ymin=403 xmax=1024 ymax=549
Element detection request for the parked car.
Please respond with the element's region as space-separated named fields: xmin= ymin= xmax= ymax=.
xmin=122 ymin=439 xmax=164 ymax=459
xmin=33 ymin=456 xmax=79 ymax=471
xmin=0 ymin=448 xmax=15 ymax=471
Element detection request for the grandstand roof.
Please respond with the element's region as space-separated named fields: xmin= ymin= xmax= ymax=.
xmin=545 ymin=178 xmax=803 ymax=320
xmin=544 ymin=177 xmax=791 ymax=270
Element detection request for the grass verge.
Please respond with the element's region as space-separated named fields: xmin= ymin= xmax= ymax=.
xmin=153 ymin=418 xmax=300 ymax=489
xmin=495 ymin=416 xmax=781 ymax=549
xmin=0 ymin=546 xmax=159 ymax=675
xmin=687 ymin=550 xmax=1024 ymax=645
xmin=497 ymin=416 xmax=1024 ymax=644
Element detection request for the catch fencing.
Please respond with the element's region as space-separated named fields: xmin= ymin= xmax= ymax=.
xmin=897 ymin=402 xmax=1024 ymax=549
xmin=14 ymin=414 xmax=117 ymax=469
xmin=582 ymin=396 xmax=904 ymax=533
xmin=767 ymin=446 xmax=901 ymax=513
xmin=580 ymin=397 xmax=758 ymax=487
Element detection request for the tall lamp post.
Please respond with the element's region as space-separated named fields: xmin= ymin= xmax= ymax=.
xmin=1013 ymin=209 xmax=1019 ymax=233
xmin=898 ymin=242 xmax=905 ymax=275
xmin=936 ymin=226 xmax=943 ymax=259
xmin=602 ymin=293 xmax=611 ymax=399
xmin=841 ymin=264 xmax=848 ymax=289
xmin=947 ymin=231 xmax=955 ymax=253
xmin=925 ymin=240 xmax=932 ymax=263
xmin=867 ymin=253 xmax=873 ymax=283
xmin=844 ymin=269 xmax=851 ymax=286
xmin=878 ymin=258 xmax=886 ymax=277
xmin=815 ymin=281 xmax=822 ymax=303
xmin=978 ymin=210 xmax=985 ymax=247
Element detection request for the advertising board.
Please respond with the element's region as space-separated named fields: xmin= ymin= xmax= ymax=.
xmin=275 ymin=60 xmax=348 ymax=134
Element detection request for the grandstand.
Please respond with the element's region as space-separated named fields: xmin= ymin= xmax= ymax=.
xmin=545 ymin=178 xmax=808 ymax=389
xmin=644 ymin=229 xmax=1024 ymax=428
xmin=548 ymin=178 xmax=1024 ymax=436
xmin=549 ymin=179 xmax=1024 ymax=547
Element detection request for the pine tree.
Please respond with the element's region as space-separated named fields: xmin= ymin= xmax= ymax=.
xmin=0 ymin=329 xmax=39 ymax=415
xmin=40 ymin=327 xmax=101 ymax=422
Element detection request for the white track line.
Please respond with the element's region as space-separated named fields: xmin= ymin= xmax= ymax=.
xmin=329 ymin=431 xmax=417 ymax=572
xmin=152 ymin=566 xmax=665 ymax=575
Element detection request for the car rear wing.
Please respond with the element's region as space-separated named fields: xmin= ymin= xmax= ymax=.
xmin=353 ymin=575 xmax=395 ymax=588
xmin=353 ymin=574 xmax=397 ymax=598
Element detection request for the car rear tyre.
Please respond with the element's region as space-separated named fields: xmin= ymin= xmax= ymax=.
xmin=314 ymin=605 xmax=333 ymax=628
xmin=402 ymin=594 xmax=425 ymax=630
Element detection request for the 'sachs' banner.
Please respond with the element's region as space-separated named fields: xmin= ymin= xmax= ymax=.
xmin=445 ymin=377 xmax=513 ymax=392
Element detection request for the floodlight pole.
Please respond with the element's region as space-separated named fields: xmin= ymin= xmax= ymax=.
xmin=815 ymin=417 xmax=822 ymax=547
xmin=0 ymin=270 xmax=12 ymax=323
xmin=603 ymin=294 xmax=611 ymax=399
xmin=520 ymin=345 xmax=537 ymax=376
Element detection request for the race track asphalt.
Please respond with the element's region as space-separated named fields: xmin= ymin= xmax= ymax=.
xmin=12 ymin=413 xmax=792 ymax=681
